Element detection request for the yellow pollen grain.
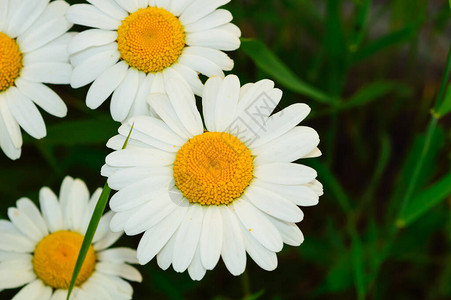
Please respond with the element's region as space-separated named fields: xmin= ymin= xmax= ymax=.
xmin=32 ymin=230 xmax=96 ymax=289
xmin=0 ymin=32 xmax=23 ymax=92
xmin=173 ymin=132 xmax=254 ymax=206
xmin=117 ymin=7 xmax=185 ymax=73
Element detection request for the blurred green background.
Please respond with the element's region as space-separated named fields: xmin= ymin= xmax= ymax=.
xmin=1 ymin=0 xmax=451 ymax=299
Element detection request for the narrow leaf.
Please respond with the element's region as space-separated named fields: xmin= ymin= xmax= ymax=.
xmin=397 ymin=172 xmax=451 ymax=227
xmin=435 ymin=84 xmax=451 ymax=117
xmin=67 ymin=124 xmax=134 ymax=299
xmin=240 ymin=38 xmax=336 ymax=103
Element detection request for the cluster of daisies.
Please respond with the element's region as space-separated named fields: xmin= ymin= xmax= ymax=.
xmin=0 ymin=0 xmax=323 ymax=299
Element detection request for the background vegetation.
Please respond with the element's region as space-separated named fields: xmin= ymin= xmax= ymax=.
xmin=1 ymin=0 xmax=451 ymax=299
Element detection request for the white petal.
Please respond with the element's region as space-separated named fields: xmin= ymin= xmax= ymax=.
xmin=71 ymin=45 xmax=120 ymax=88
xmin=124 ymin=193 xmax=181 ymax=235
xmin=96 ymin=262 xmax=142 ymax=282
xmin=98 ymin=248 xmax=138 ymax=264
xmin=0 ymin=0 xmax=8 ymax=32
xmin=6 ymin=88 xmax=46 ymax=139
xmin=180 ymin=0 xmax=230 ymax=25
xmin=126 ymin=72 xmax=154 ymax=119
xmin=108 ymin=165 xmax=172 ymax=190
xmin=201 ymin=76 xmax=222 ymax=132
xmin=162 ymin=64 xmax=202 ymax=96
xmin=253 ymin=126 xmax=320 ymax=165
xmin=12 ymin=279 xmax=52 ymax=300
xmin=0 ymin=114 xmax=21 ymax=160
xmin=169 ymin=0 xmax=193 ymax=16
xmin=250 ymin=103 xmax=311 ymax=148
xmin=254 ymin=163 xmax=317 ymax=185
xmin=68 ymin=29 xmax=118 ymax=54
xmin=165 ymin=77 xmax=204 ymax=136
xmin=156 ymin=230 xmax=177 ymax=270
xmin=39 ymin=187 xmax=65 ymax=232
xmin=200 ymin=206 xmax=223 ymax=270
xmin=17 ymin=1 xmax=71 ymax=53
xmin=7 ymin=200 xmax=46 ymax=242
xmin=184 ymin=9 xmax=232 ymax=32
xmin=110 ymin=68 xmax=140 ymax=122
xmin=15 ymin=78 xmax=67 ymax=118
xmin=87 ymin=0 xmax=128 ymax=20
xmin=240 ymin=222 xmax=277 ymax=271
xmin=3 ymin=0 xmax=48 ymax=38
xmin=214 ymin=74 xmax=240 ymax=131
xmin=62 ymin=178 xmax=90 ymax=231
xmin=0 ymin=259 xmax=35 ymax=289
xmin=92 ymin=211 xmax=115 ymax=243
xmin=253 ymin=179 xmax=319 ymax=207
xmin=15 ymin=198 xmax=48 ymax=238
xmin=0 ymin=93 xmax=22 ymax=148
xmin=183 ymin=46 xmax=233 ymax=71
xmin=66 ymin=4 xmax=122 ymax=30
xmin=245 ymin=185 xmax=304 ymax=223
xmin=23 ymin=32 xmax=74 ymax=64
xmin=127 ymin=116 xmax=186 ymax=146
xmin=154 ymin=0 xmax=171 ymax=10
xmin=172 ymin=205 xmax=203 ymax=272
xmin=216 ymin=23 xmax=241 ymax=37
xmin=86 ymin=61 xmax=129 ymax=109
xmin=178 ymin=54 xmax=224 ymax=78
xmin=0 ymin=220 xmax=35 ymax=252
xmin=232 ymin=198 xmax=283 ymax=252
xmin=186 ymin=29 xmax=240 ymax=51
xmin=148 ymin=93 xmax=192 ymax=139
xmin=188 ymin=245 xmax=206 ymax=281
xmin=114 ymin=0 xmax=142 ymax=13
xmin=137 ymin=205 xmax=188 ymax=264
xmin=267 ymin=216 xmax=304 ymax=246
xmin=220 ymin=205 xmax=246 ymax=276
xmin=93 ymin=231 xmax=123 ymax=251
xmin=21 ymin=62 xmax=72 ymax=85
xmin=105 ymin=148 xmax=175 ymax=168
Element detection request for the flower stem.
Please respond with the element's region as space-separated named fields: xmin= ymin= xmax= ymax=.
xmin=240 ymin=270 xmax=251 ymax=299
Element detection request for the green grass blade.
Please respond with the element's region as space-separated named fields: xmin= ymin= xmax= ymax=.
xmin=67 ymin=124 xmax=134 ymax=299
xmin=397 ymin=171 xmax=451 ymax=227
xmin=351 ymin=232 xmax=366 ymax=300
xmin=350 ymin=0 xmax=372 ymax=52
xmin=240 ymin=38 xmax=336 ymax=104
xmin=434 ymin=47 xmax=451 ymax=118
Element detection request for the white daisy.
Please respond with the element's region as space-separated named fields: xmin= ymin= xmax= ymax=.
xmin=0 ymin=0 xmax=73 ymax=160
xmin=66 ymin=0 xmax=241 ymax=122
xmin=0 ymin=176 xmax=142 ymax=299
xmin=102 ymin=75 xmax=323 ymax=280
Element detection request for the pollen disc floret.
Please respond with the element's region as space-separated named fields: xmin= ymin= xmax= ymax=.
xmin=117 ymin=7 xmax=185 ymax=73
xmin=174 ymin=132 xmax=254 ymax=206
xmin=33 ymin=230 xmax=96 ymax=289
xmin=0 ymin=32 xmax=23 ymax=92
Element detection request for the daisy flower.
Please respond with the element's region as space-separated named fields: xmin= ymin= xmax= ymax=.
xmin=0 ymin=0 xmax=73 ymax=160
xmin=65 ymin=0 xmax=241 ymax=122
xmin=102 ymin=75 xmax=323 ymax=280
xmin=0 ymin=176 xmax=142 ymax=299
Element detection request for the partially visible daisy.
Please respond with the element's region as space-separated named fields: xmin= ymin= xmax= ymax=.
xmin=0 ymin=0 xmax=73 ymax=160
xmin=66 ymin=0 xmax=241 ymax=122
xmin=0 ymin=176 xmax=141 ymax=299
xmin=102 ymin=75 xmax=323 ymax=280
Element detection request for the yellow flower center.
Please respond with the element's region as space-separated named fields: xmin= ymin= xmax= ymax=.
xmin=173 ymin=132 xmax=254 ymax=206
xmin=32 ymin=231 xmax=96 ymax=289
xmin=0 ymin=32 xmax=23 ymax=92
xmin=117 ymin=7 xmax=185 ymax=73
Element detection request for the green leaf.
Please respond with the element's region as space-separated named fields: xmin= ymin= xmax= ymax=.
xmin=435 ymin=83 xmax=451 ymax=117
xmin=67 ymin=125 xmax=134 ymax=299
xmin=351 ymin=26 xmax=416 ymax=63
xmin=397 ymin=171 xmax=451 ymax=227
xmin=240 ymin=38 xmax=336 ymax=104
xmin=39 ymin=115 xmax=117 ymax=146
xmin=351 ymin=233 xmax=366 ymax=300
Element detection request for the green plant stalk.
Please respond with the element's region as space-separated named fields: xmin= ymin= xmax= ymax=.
xmin=67 ymin=124 xmax=134 ymax=299
xmin=368 ymin=43 xmax=451 ymax=292
xmin=241 ymin=270 xmax=251 ymax=298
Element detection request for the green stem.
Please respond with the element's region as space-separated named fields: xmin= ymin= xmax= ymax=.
xmin=240 ymin=270 xmax=251 ymax=299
